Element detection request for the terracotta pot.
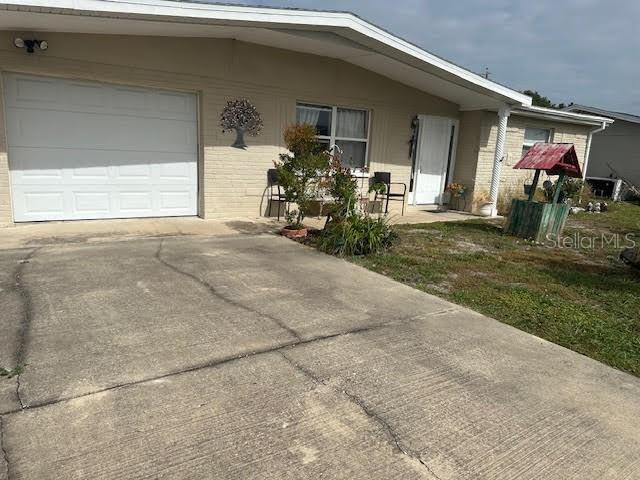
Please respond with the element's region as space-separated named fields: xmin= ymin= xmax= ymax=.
xmin=281 ymin=227 xmax=308 ymax=239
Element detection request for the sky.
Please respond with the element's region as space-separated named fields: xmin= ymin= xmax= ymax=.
xmin=214 ymin=0 xmax=640 ymax=115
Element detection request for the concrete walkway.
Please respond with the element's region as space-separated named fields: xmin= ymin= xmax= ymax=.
xmin=0 ymin=207 xmax=477 ymax=250
xmin=0 ymin=234 xmax=638 ymax=479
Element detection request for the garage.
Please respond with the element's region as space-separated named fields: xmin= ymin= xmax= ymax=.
xmin=4 ymin=74 xmax=198 ymax=222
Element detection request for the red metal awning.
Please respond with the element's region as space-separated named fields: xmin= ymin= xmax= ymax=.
xmin=512 ymin=143 xmax=582 ymax=178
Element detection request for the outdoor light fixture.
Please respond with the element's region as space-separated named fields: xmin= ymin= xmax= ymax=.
xmin=14 ymin=38 xmax=48 ymax=53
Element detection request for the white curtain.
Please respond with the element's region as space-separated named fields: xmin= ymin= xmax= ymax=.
xmin=337 ymin=108 xmax=367 ymax=139
xmin=297 ymin=107 xmax=321 ymax=127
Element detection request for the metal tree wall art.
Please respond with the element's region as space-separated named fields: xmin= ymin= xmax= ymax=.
xmin=219 ymin=98 xmax=263 ymax=149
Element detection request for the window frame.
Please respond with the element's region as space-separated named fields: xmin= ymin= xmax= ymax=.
xmin=522 ymin=127 xmax=553 ymax=157
xmin=296 ymin=102 xmax=371 ymax=175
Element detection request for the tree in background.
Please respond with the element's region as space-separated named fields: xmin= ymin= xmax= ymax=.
xmin=522 ymin=90 xmax=568 ymax=110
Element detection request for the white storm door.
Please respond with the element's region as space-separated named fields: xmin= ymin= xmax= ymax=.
xmin=414 ymin=115 xmax=457 ymax=205
xmin=4 ymin=74 xmax=198 ymax=222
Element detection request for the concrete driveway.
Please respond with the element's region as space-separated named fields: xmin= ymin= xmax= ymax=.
xmin=0 ymin=233 xmax=639 ymax=479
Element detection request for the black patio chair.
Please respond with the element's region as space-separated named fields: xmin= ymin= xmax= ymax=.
xmin=267 ymin=168 xmax=287 ymax=220
xmin=372 ymin=171 xmax=407 ymax=215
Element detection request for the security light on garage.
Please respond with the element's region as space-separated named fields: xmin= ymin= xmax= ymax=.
xmin=13 ymin=37 xmax=47 ymax=53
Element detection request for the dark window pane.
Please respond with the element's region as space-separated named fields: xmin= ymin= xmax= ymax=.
xmin=296 ymin=104 xmax=332 ymax=136
xmin=524 ymin=127 xmax=550 ymax=143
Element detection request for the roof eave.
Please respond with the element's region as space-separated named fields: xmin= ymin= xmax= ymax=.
xmin=0 ymin=0 xmax=532 ymax=107
xmin=513 ymin=105 xmax=614 ymax=127
xmin=563 ymin=104 xmax=640 ymax=125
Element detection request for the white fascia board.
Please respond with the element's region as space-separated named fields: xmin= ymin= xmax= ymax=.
xmin=0 ymin=0 xmax=532 ymax=106
xmin=564 ymin=104 xmax=640 ymax=125
xmin=513 ymin=105 xmax=615 ymax=126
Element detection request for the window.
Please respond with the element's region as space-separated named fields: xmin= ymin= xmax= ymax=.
xmin=522 ymin=127 xmax=551 ymax=157
xmin=296 ymin=103 xmax=370 ymax=171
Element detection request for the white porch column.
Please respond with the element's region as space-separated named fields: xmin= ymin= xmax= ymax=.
xmin=489 ymin=105 xmax=511 ymax=216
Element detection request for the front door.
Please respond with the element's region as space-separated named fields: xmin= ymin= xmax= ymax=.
xmin=413 ymin=115 xmax=458 ymax=205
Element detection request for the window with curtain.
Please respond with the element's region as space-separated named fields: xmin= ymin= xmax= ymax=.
xmin=522 ymin=127 xmax=551 ymax=157
xmin=296 ymin=103 xmax=369 ymax=170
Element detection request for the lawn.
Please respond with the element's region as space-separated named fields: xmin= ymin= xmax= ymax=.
xmin=352 ymin=202 xmax=640 ymax=376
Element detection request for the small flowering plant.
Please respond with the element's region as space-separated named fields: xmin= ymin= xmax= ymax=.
xmin=220 ymin=98 xmax=263 ymax=148
xmin=446 ymin=183 xmax=466 ymax=197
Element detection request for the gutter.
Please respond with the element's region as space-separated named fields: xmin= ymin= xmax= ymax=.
xmin=513 ymin=105 xmax=613 ymax=127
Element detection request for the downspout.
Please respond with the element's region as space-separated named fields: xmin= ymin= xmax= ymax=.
xmin=582 ymin=121 xmax=608 ymax=181
xmin=489 ymin=105 xmax=511 ymax=217
xmin=579 ymin=121 xmax=608 ymax=203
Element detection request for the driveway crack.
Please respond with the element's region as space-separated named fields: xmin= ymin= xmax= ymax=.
xmin=279 ymin=351 xmax=442 ymax=480
xmin=2 ymin=322 xmax=383 ymax=415
xmin=155 ymin=239 xmax=302 ymax=341
xmin=13 ymin=248 xmax=40 ymax=410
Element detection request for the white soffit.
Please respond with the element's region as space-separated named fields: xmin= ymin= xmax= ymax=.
xmin=0 ymin=0 xmax=532 ymax=110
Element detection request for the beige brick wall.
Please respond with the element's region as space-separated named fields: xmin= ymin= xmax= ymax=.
xmin=0 ymin=32 xmax=458 ymax=223
xmin=467 ymin=111 xmax=592 ymax=210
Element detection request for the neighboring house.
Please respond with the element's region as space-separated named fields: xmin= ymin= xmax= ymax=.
xmin=564 ymin=104 xmax=640 ymax=197
xmin=0 ymin=1 xmax=613 ymax=224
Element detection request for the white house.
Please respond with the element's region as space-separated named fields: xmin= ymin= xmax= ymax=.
xmin=0 ymin=0 xmax=612 ymax=224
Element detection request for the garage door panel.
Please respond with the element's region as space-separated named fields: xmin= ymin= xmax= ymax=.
xmin=118 ymin=191 xmax=154 ymax=213
xmin=7 ymin=108 xmax=196 ymax=154
xmin=158 ymin=161 xmax=194 ymax=181
xmin=73 ymin=191 xmax=111 ymax=215
xmin=22 ymin=190 xmax=66 ymax=217
xmin=9 ymin=147 xmax=64 ymax=181
xmin=5 ymin=74 xmax=198 ymax=222
xmin=159 ymin=190 xmax=194 ymax=212
xmin=66 ymin=82 xmax=107 ymax=109
xmin=6 ymin=75 xmax=196 ymax=120
xmin=11 ymin=76 xmax=60 ymax=106
xmin=116 ymin=163 xmax=153 ymax=180
xmin=112 ymin=86 xmax=149 ymax=112
xmin=69 ymin=165 xmax=110 ymax=180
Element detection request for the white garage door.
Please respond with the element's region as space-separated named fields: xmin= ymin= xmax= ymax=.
xmin=4 ymin=74 xmax=198 ymax=222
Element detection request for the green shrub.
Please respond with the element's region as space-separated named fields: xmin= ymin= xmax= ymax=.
xmin=276 ymin=124 xmax=329 ymax=228
xmin=318 ymin=214 xmax=397 ymax=256
xmin=324 ymin=154 xmax=359 ymax=220
xmin=543 ymin=178 xmax=587 ymax=203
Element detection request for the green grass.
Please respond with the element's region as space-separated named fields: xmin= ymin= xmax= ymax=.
xmin=352 ymin=202 xmax=640 ymax=376
xmin=0 ymin=365 xmax=24 ymax=379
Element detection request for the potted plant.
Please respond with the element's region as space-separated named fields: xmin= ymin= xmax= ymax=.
xmin=445 ymin=182 xmax=467 ymax=211
xmin=219 ymin=98 xmax=264 ymax=149
xmin=474 ymin=190 xmax=493 ymax=216
xmin=367 ymin=181 xmax=386 ymax=214
xmin=275 ymin=124 xmax=329 ymax=238
xmin=446 ymin=182 xmax=466 ymax=197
